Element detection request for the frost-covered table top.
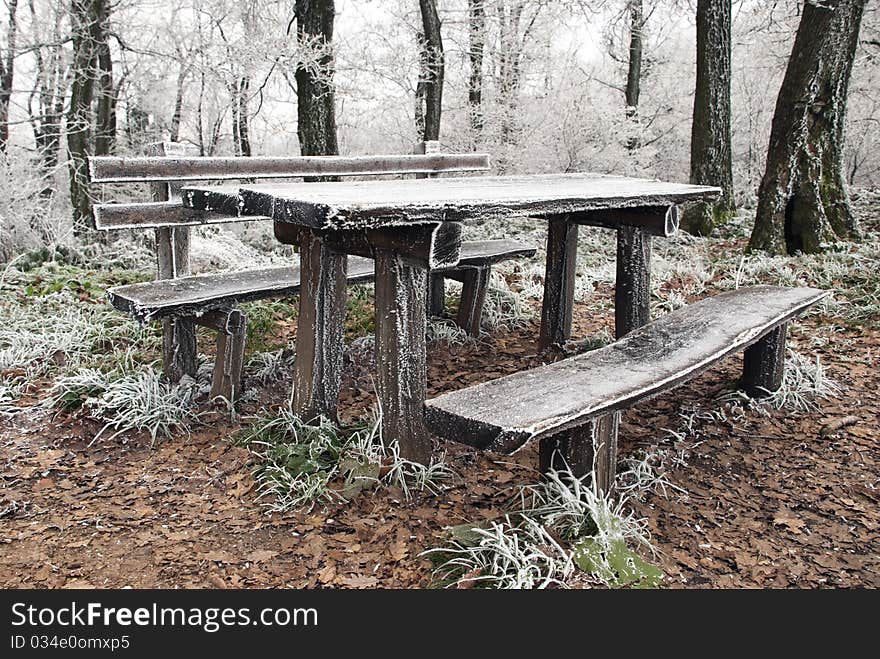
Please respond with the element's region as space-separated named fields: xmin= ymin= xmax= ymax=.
xmin=182 ymin=173 xmax=721 ymax=231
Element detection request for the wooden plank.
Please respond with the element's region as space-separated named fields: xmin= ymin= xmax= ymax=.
xmin=425 ymin=286 xmax=829 ymax=454
xmin=454 ymin=239 xmax=537 ymax=266
xmin=291 ymin=230 xmax=348 ymax=422
xmin=566 ymin=205 xmax=680 ymax=237
xmin=456 ymin=267 xmax=490 ymax=337
xmin=615 ymin=225 xmax=651 ymax=338
xmin=94 ymin=201 xmax=267 ymax=230
xmin=107 ymin=258 xmax=375 ymax=322
xmin=374 ymin=249 xmax=432 ymax=464
xmin=540 ymin=219 xmax=578 ymax=349
xmin=182 ymin=174 xmax=720 ymax=230
xmin=89 ymin=152 xmax=491 ymax=183
xmin=107 ymin=236 xmax=533 ymax=323
xmin=742 ymin=323 xmax=787 ymax=396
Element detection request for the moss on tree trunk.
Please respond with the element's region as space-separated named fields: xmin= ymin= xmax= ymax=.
xmin=749 ymin=0 xmax=866 ymax=255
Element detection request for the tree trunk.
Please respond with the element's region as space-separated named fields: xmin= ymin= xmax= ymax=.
xmin=0 ymin=0 xmax=18 ymax=153
xmin=467 ymin=0 xmax=485 ymax=140
xmin=67 ymin=0 xmax=106 ymax=235
xmin=93 ymin=0 xmax=114 ymax=156
xmin=749 ymin=0 xmax=866 ymax=255
xmin=416 ymin=0 xmax=443 ymax=142
xmin=236 ymin=76 xmax=251 ymax=157
xmin=169 ymin=64 xmax=187 ymax=143
xmin=682 ymin=0 xmax=735 ymax=236
xmin=625 ymin=0 xmax=643 ymax=118
xmin=294 ymin=0 xmax=338 ymax=161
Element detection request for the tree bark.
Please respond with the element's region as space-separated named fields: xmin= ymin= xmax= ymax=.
xmin=67 ymin=0 xmax=107 ymax=235
xmin=294 ymin=0 xmax=338 ymax=161
xmin=0 ymin=0 xmax=19 ymax=153
xmin=416 ymin=0 xmax=443 ymax=142
xmin=749 ymin=0 xmax=866 ymax=255
xmin=169 ymin=64 xmax=187 ymax=143
xmin=93 ymin=0 xmax=114 ymax=156
xmin=625 ymin=0 xmax=643 ymax=117
xmin=467 ymin=0 xmax=485 ymax=140
xmin=682 ymin=0 xmax=735 ymax=236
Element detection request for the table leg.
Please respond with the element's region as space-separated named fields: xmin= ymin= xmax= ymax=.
xmin=292 ymin=229 xmax=348 ymax=421
xmin=374 ymin=248 xmax=431 ymax=464
xmin=540 ymin=218 xmax=579 ymax=349
xmin=615 ymin=225 xmax=652 ymax=338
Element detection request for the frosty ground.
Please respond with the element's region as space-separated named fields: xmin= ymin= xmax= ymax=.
xmin=0 ymin=191 xmax=878 ymax=588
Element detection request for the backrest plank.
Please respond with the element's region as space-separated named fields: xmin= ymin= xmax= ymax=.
xmin=90 ymin=152 xmax=491 ymax=184
xmin=93 ymin=202 xmax=262 ymax=230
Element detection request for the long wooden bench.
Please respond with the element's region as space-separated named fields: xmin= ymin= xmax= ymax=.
xmin=89 ymin=142 xmax=536 ymax=401
xmin=425 ymin=285 xmax=830 ymax=493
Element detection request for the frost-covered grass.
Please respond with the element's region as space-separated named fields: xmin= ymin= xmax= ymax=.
xmin=426 ymin=466 xmax=664 ymax=590
xmin=235 ymin=410 xmax=455 ymax=511
xmin=44 ymin=364 xmax=202 ymax=445
xmin=718 ymin=349 xmax=841 ymax=415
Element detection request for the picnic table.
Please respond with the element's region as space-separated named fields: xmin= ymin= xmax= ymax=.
xmin=182 ymin=173 xmax=720 ymax=463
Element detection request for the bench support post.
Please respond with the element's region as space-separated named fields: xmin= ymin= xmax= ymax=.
xmin=292 ymin=230 xmax=348 ymax=422
xmin=148 ymin=142 xmax=198 ymax=383
xmin=456 ymin=267 xmax=490 ymax=337
xmin=539 ymin=411 xmax=620 ymax=495
xmin=374 ymin=248 xmax=432 ymax=464
xmin=195 ymin=309 xmax=248 ymax=402
xmin=540 ymin=218 xmax=578 ymax=349
xmin=427 ymin=272 xmax=446 ymax=317
xmin=616 ymin=225 xmax=652 ymax=338
xmin=742 ymin=323 xmax=787 ymax=397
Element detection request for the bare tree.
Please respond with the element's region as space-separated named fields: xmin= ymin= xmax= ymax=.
xmin=93 ymin=0 xmax=114 ymax=155
xmin=624 ymin=0 xmax=642 ymax=118
xmin=682 ymin=0 xmax=734 ymax=235
xmin=0 ymin=0 xmax=19 ymax=152
xmin=750 ymin=0 xmax=867 ymax=255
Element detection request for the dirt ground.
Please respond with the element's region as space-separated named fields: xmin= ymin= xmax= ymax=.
xmin=1 ymin=272 xmax=877 ymax=589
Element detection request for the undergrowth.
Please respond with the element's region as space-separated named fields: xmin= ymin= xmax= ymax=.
xmin=235 ymin=410 xmax=455 ymax=511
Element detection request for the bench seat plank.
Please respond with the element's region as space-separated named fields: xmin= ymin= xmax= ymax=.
xmin=108 ymin=240 xmax=536 ymax=322
xmin=425 ymin=285 xmax=829 ymax=454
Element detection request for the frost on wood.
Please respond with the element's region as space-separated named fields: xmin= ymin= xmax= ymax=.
xmin=182 ymin=173 xmax=720 ymax=231
xmin=374 ymin=249 xmax=431 ymax=463
xmin=425 ymin=285 xmax=829 ymax=454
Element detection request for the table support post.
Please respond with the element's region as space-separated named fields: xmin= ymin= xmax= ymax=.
xmin=615 ymin=225 xmax=652 ymax=338
xmin=374 ymin=248 xmax=431 ymax=464
xmin=292 ymin=229 xmax=348 ymax=422
xmin=427 ymin=272 xmax=446 ymax=317
xmin=540 ymin=218 xmax=578 ymax=349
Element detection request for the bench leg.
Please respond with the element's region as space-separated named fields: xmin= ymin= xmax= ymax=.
xmin=540 ymin=219 xmax=578 ymax=349
xmin=741 ymin=323 xmax=787 ymax=397
xmin=210 ymin=310 xmax=247 ymax=402
xmin=427 ymin=272 xmax=446 ymax=317
xmin=162 ymin=317 xmax=198 ymax=382
xmin=293 ymin=229 xmax=348 ymax=422
xmin=456 ymin=267 xmax=490 ymax=337
xmin=374 ymin=248 xmax=431 ymax=464
xmin=539 ymin=412 xmax=620 ymax=495
xmin=616 ymin=225 xmax=651 ymax=338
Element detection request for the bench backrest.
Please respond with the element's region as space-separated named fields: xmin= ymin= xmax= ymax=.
xmin=88 ymin=141 xmax=491 ymax=281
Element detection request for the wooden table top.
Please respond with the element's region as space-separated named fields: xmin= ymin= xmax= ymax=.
xmin=182 ymin=172 xmax=721 ymax=231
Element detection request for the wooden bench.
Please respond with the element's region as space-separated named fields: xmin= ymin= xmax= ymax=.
xmin=425 ymin=285 xmax=830 ymax=493
xmin=89 ymin=142 xmax=536 ymax=401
